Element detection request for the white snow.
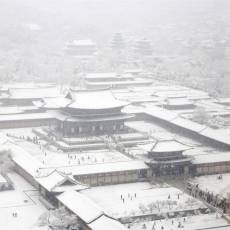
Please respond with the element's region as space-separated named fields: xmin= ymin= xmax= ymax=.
xmin=68 ymin=89 xmax=129 ymax=110
xmin=191 ymin=173 xmax=230 ymax=198
xmin=68 ymin=39 xmax=96 ymax=46
xmin=0 ymin=174 xmax=7 ymax=183
xmin=192 ymin=151 xmax=230 ymax=164
xmin=89 ymin=215 xmax=127 ymax=230
xmin=60 ymin=160 xmax=149 ymax=176
xmin=0 ymin=113 xmax=54 ymax=122
xmin=9 ymin=136 xmax=131 ymax=167
xmin=36 ymin=170 xmax=88 ymax=192
xmin=0 ymin=173 xmax=47 ymax=230
xmin=127 ymin=213 xmax=229 ymax=230
xmin=9 ymin=87 xmax=61 ymax=99
xmin=57 ymin=190 xmax=104 ymax=223
xmin=81 ymin=182 xmax=206 ymax=218
xmin=151 ymin=140 xmax=192 ymax=153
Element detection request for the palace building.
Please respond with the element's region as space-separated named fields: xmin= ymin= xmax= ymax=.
xmin=133 ymin=38 xmax=153 ymax=56
xmin=84 ymin=72 xmax=152 ymax=89
xmin=146 ymin=140 xmax=193 ymax=176
xmin=162 ymin=98 xmax=195 ymax=110
xmin=65 ymin=39 xmax=97 ymax=58
xmin=110 ymin=32 xmax=126 ymax=50
xmin=39 ymin=89 xmax=133 ymax=137
xmin=0 ymin=86 xmax=61 ymax=107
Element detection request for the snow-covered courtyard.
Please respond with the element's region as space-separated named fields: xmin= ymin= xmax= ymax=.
xmin=81 ymin=182 xmax=207 ymax=219
xmin=126 ymin=213 xmax=230 ymax=230
xmin=0 ymin=173 xmax=47 ymax=230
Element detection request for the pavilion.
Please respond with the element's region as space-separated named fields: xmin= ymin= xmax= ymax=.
xmin=133 ymin=38 xmax=153 ymax=56
xmin=146 ymin=140 xmax=193 ymax=176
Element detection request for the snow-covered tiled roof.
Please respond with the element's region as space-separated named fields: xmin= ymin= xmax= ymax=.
xmin=89 ymin=215 xmax=127 ymax=230
xmin=53 ymin=111 xmax=133 ymax=122
xmin=144 ymin=105 xmax=178 ymax=121
xmin=86 ymin=72 xmax=117 ymax=79
xmin=193 ymin=151 xmax=230 ymax=164
xmin=164 ymin=98 xmax=194 ymax=106
xmin=36 ymin=170 xmax=88 ymax=192
xmin=170 ymin=117 xmax=206 ymax=133
xmin=0 ymin=174 xmax=7 ymax=183
xmin=60 ymin=160 xmax=149 ymax=176
xmin=85 ymin=72 xmax=134 ymax=80
xmin=0 ymin=113 xmax=54 ymax=122
xmin=34 ymin=97 xmax=71 ymax=109
xmin=86 ymin=79 xmax=152 ymax=86
xmin=199 ymin=127 xmax=230 ymax=147
xmin=57 ymin=191 xmax=104 ymax=223
xmin=68 ymin=39 xmax=96 ymax=46
xmin=9 ymin=87 xmax=62 ymax=99
xmin=11 ymin=144 xmax=44 ymax=177
xmin=144 ymin=104 xmax=230 ymax=148
xmin=150 ymin=140 xmax=192 ymax=153
xmin=0 ymin=106 xmax=23 ymax=115
xmin=67 ymin=89 xmax=129 ymax=110
xmin=124 ymin=69 xmax=143 ymax=74
xmin=217 ymin=97 xmax=230 ymax=104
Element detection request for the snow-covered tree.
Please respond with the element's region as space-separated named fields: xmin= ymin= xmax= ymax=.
xmin=37 ymin=207 xmax=79 ymax=230
xmin=0 ymin=150 xmax=14 ymax=174
xmin=192 ymin=106 xmax=210 ymax=125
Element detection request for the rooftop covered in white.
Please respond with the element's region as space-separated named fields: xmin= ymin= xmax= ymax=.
xmin=85 ymin=72 xmax=134 ymax=80
xmin=36 ymin=170 xmax=88 ymax=192
xmin=81 ymin=182 xmax=206 ymax=219
xmin=127 ymin=213 xmax=229 ymax=230
xmin=8 ymin=87 xmax=62 ymax=99
xmin=57 ymin=190 xmax=104 ymax=224
xmin=59 ymin=160 xmax=149 ymax=176
xmin=149 ymin=139 xmax=192 ymax=153
xmin=66 ymin=89 xmax=129 ymax=110
xmin=66 ymin=39 xmax=96 ymax=47
xmin=89 ymin=215 xmax=127 ymax=230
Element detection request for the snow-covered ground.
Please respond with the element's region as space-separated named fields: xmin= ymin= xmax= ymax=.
xmin=126 ymin=213 xmax=229 ymax=230
xmin=191 ymin=173 xmax=230 ymax=198
xmin=12 ymin=139 xmax=131 ymax=167
xmin=0 ymin=128 xmax=132 ymax=167
xmin=0 ymin=127 xmax=38 ymax=139
xmin=81 ymin=182 xmax=206 ymax=219
xmin=35 ymin=149 xmax=131 ymax=167
xmin=0 ymin=173 xmax=47 ymax=230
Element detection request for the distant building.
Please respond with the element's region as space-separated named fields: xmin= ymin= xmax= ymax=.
xmin=163 ymin=98 xmax=195 ymax=110
xmin=0 ymin=86 xmax=59 ymax=128
xmin=84 ymin=72 xmax=152 ymax=89
xmin=1 ymin=86 xmax=61 ymax=106
xmin=110 ymin=32 xmax=126 ymax=50
xmin=65 ymin=39 xmax=97 ymax=58
xmin=134 ymin=38 xmax=153 ymax=56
